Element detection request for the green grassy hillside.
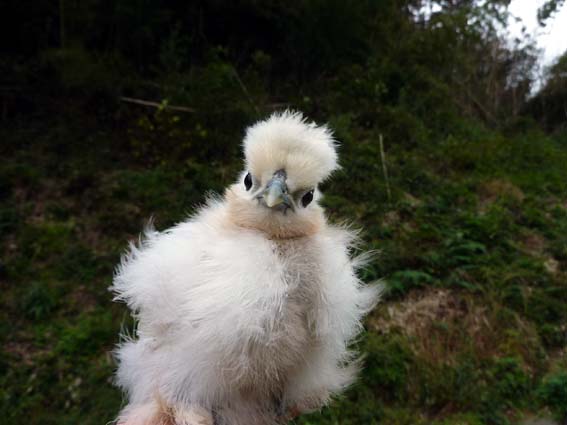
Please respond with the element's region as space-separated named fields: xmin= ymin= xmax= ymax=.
xmin=1 ymin=91 xmax=566 ymax=424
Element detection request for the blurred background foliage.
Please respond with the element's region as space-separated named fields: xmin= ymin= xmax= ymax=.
xmin=1 ymin=0 xmax=566 ymax=424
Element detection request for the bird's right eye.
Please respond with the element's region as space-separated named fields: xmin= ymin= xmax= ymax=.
xmin=301 ymin=189 xmax=314 ymax=207
xmin=244 ymin=173 xmax=253 ymax=191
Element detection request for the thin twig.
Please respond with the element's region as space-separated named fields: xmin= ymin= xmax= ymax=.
xmin=450 ymin=76 xmax=497 ymax=125
xmin=120 ymin=96 xmax=195 ymax=113
xmin=379 ymin=134 xmax=392 ymax=204
xmin=265 ymin=102 xmax=291 ymax=110
xmin=60 ymin=0 xmax=66 ymax=48
xmin=0 ymin=87 xmax=25 ymax=92
xmin=231 ymin=68 xmax=260 ymax=115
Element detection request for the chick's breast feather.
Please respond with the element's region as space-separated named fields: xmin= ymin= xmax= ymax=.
xmin=111 ymin=111 xmax=380 ymax=425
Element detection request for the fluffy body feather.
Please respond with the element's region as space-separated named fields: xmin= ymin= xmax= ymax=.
xmin=111 ymin=112 xmax=380 ymax=425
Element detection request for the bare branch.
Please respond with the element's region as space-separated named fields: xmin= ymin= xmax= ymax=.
xmin=120 ymin=97 xmax=196 ymax=113
xmin=379 ymin=134 xmax=392 ymax=205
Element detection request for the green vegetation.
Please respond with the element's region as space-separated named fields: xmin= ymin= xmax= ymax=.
xmin=1 ymin=1 xmax=566 ymax=424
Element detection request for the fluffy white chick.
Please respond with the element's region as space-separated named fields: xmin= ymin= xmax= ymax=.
xmin=111 ymin=111 xmax=380 ymax=425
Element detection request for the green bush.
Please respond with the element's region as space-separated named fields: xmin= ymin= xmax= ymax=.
xmin=537 ymin=371 xmax=567 ymax=421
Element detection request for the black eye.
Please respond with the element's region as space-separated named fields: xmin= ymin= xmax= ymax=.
xmin=244 ymin=173 xmax=253 ymax=191
xmin=301 ymin=190 xmax=314 ymax=207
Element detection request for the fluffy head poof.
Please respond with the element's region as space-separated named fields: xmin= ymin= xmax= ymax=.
xmin=243 ymin=111 xmax=339 ymax=189
xmin=225 ymin=111 xmax=339 ymax=239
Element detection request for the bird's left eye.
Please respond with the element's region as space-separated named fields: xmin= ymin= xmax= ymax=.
xmin=244 ymin=173 xmax=253 ymax=191
xmin=301 ymin=190 xmax=314 ymax=207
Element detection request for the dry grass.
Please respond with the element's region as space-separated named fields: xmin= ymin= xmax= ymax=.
xmin=478 ymin=179 xmax=525 ymax=213
xmin=371 ymin=289 xmax=543 ymax=371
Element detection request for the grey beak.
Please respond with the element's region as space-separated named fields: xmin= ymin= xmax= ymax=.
xmin=263 ymin=170 xmax=290 ymax=208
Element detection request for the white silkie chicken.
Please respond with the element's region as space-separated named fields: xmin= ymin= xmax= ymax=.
xmin=111 ymin=111 xmax=380 ymax=425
